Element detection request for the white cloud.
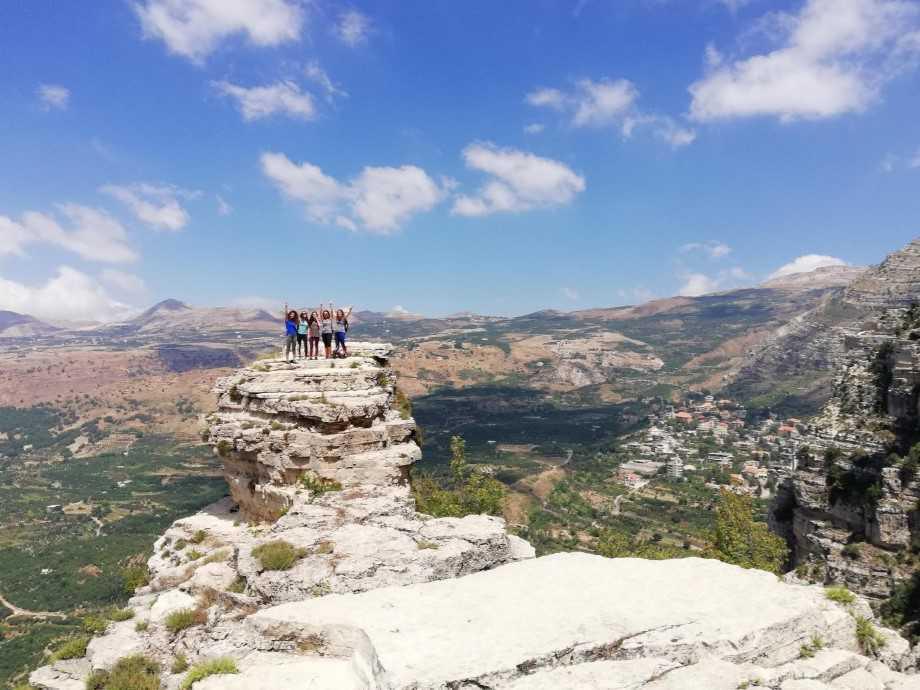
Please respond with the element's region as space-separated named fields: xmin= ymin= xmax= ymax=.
xmin=134 ymin=0 xmax=304 ymax=62
xmin=213 ymin=80 xmax=316 ymax=121
xmin=525 ymin=88 xmax=566 ymax=109
xmin=101 ymin=183 xmax=196 ymax=231
xmin=452 ymin=142 xmax=586 ymax=217
xmin=0 ymin=266 xmax=134 ymax=322
xmin=216 ymin=194 xmax=233 ymax=216
xmin=689 ymin=0 xmax=920 ymax=122
xmin=910 ymin=148 xmax=920 ymax=169
xmin=37 ymin=84 xmax=70 ymax=111
xmin=679 ymin=272 xmax=721 ymax=297
xmin=571 ymin=78 xmax=639 ymax=127
xmin=101 ymin=269 xmax=147 ymax=294
xmin=717 ymin=0 xmax=755 ymax=12
xmin=524 ymin=123 xmax=545 ymax=135
xmin=2 ymin=205 xmax=138 ymax=263
xmin=389 ymin=305 xmax=410 ymax=315
xmin=335 ymin=9 xmax=371 ymax=46
xmin=261 ymin=152 xmax=447 ymax=233
xmin=561 ymin=287 xmax=579 ymax=301
xmin=681 ymin=240 xmax=732 ymax=259
xmin=767 ymin=254 xmax=848 ymax=279
xmin=527 ymin=78 xmax=695 ymax=148
xmin=304 ymin=61 xmax=347 ymax=100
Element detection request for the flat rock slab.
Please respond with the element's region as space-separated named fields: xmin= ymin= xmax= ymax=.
xmin=251 ymin=552 xmax=855 ymax=689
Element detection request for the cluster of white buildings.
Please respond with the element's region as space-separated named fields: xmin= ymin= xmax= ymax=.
xmin=614 ymin=394 xmax=808 ymax=497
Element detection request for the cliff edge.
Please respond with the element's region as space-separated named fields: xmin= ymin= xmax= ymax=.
xmin=30 ymin=343 xmax=920 ymax=689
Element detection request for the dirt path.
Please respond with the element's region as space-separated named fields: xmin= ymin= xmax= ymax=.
xmin=91 ymin=515 xmax=105 ymax=537
xmin=611 ymin=480 xmax=649 ymax=516
xmin=0 ymin=588 xmax=67 ymax=620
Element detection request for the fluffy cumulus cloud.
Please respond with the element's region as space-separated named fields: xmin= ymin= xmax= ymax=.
xmin=261 ymin=152 xmax=447 ymax=233
xmin=334 ymin=9 xmax=371 ymax=46
xmin=452 ymin=143 xmax=586 ymax=217
xmin=689 ymin=0 xmax=920 ymax=122
xmin=212 ymin=80 xmax=316 ymax=121
xmin=134 ymin=0 xmax=304 ymax=62
xmin=100 ymin=183 xmax=197 ymax=231
xmin=526 ymin=78 xmax=696 ymax=148
xmin=678 ymin=272 xmax=721 ymax=297
xmin=0 ymin=267 xmax=135 ymax=323
xmin=767 ymin=254 xmax=848 ymax=279
xmin=37 ymin=84 xmax=70 ymax=110
xmin=680 ymin=240 xmax=732 ymax=259
xmin=0 ymin=205 xmax=137 ymax=263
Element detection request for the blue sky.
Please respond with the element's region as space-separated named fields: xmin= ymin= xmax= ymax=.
xmin=2 ymin=0 xmax=920 ymax=322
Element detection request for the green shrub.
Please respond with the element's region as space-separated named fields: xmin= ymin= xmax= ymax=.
xmin=216 ymin=440 xmax=232 ymax=457
xmin=186 ymin=549 xmax=203 ymax=561
xmin=164 ymin=607 xmax=207 ymax=634
xmin=825 ymin=586 xmax=856 ymax=606
xmin=134 ymin=620 xmax=148 ymax=632
xmin=301 ymin=474 xmax=342 ymax=496
xmin=394 ymin=388 xmax=412 ymax=419
xmin=798 ymin=634 xmax=824 ymax=659
xmin=227 ymin=577 xmax=247 ymax=594
xmin=51 ymin=635 xmax=90 ymax=661
xmin=252 ymin=540 xmax=308 ymax=571
xmin=121 ymin=563 xmax=150 ymax=594
xmin=855 ymin=616 xmax=886 ymax=656
xmin=190 ymin=530 xmax=207 ymax=544
xmin=171 ymin=654 xmax=189 ymax=674
xmin=174 ymin=538 xmax=188 ymax=551
xmin=180 ymin=658 xmax=239 ymax=690
xmin=85 ymin=654 xmax=161 ymax=690
xmin=107 ymin=608 xmax=134 ymax=622
xmin=842 ymin=543 xmax=862 ymax=560
xmin=708 ymin=489 xmax=787 ymax=575
xmin=270 ymin=420 xmax=283 ymax=430
xmin=82 ymin=615 xmax=109 ymax=635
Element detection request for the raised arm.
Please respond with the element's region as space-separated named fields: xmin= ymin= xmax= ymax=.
xmin=345 ymin=306 xmax=353 ymax=318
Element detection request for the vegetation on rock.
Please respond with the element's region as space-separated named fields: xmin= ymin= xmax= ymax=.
xmin=179 ymin=657 xmax=239 ymax=690
xmin=412 ymin=435 xmax=505 ymax=518
xmin=709 ymin=489 xmax=787 ymax=574
xmin=85 ymin=654 xmax=161 ymax=690
xmin=252 ymin=540 xmax=309 ymax=571
xmin=164 ymin=607 xmax=207 ymax=634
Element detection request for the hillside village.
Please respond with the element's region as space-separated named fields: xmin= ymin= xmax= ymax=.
xmin=615 ymin=393 xmax=806 ymax=498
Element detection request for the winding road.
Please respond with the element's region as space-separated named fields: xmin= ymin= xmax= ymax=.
xmin=0 ymin=588 xmax=67 ymax=620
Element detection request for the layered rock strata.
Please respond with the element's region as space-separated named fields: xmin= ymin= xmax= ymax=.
xmin=770 ymin=308 xmax=920 ymax=601
xmin=29 ymin=342 xmax=920 ymax=689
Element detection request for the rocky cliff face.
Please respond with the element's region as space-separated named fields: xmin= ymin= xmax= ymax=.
xmin=770 ymin=306 xmax=920 ymax=604
xmin=730 ymin=238 xmax=920 ymax=414
xmin=30 ymin=343 xmax=920 ymax=689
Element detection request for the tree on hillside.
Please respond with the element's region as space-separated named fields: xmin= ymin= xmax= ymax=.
xmin=412 ymin=435 xmax=505 ymax=518
xmin=708 ymin=488 xmax=787 ymax=574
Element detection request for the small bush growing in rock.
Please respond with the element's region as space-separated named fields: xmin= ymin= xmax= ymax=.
xmin=107 ymin=608 xmax=134 ymax=622
xmin=190 ymin=530 xmax=207 ymax=544
xmin=186 ymin=549 xmax=203 ymax=561
xmin=270 ymin=420 xmax=283 ymax=430
xmin=85 ymin=654 xmax=161 ymax=690
xmin=825 ymin=586 xmax=856 ymax=606
xmin=171 ymin=654 xmax=189 ymax=674
xmin=252 ymin=540 xmax=308 ymax=571
xmin=394 ymin=388 xmax=412 ymax=419
xmin=798 ymin=634 xmax=824 ymax=659
xmin=842 ymin=543 xmax=862 ymax=560
xmin=134 ymin=621 xmax=148 ymax=632
xmin=216 ymin=440 xmax=232 ymax=457
xmin=179 ymin=658 xmax=239 ymax=690
xmin=301 ymin=474 xmax=342 ymax=496
xmin=121 ymin=563 xmax=150 ymax=594
xmin=227 ymin=577 xmax=247 ymax=593
xmin=855 ymin=616 xmax=886 ymax=656
xmin=51 ymin=635 xmax=90 ymax=661
xmin=164 ymin=607 xmax=207 ymax=634
xmin=82 ymin=615 xmax=108 ymax=635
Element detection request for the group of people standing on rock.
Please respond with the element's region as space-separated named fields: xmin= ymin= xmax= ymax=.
xmin=282 ymin=303 xmax=353 ymax=362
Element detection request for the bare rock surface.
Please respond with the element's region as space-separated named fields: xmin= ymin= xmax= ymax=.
xmin=28 ymin=342 xmax=920 ymax=690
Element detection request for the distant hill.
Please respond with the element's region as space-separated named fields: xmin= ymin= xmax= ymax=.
xmin=0 ymin=311 xmax=56 ymax=338
xmin=730 ymin=238 xmax=920 ymax=414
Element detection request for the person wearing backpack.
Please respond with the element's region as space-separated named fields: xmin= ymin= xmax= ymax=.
xmin=334 ymin=307 xmax=352 ymax=357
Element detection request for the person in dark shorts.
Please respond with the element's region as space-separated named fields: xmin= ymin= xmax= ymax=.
xmin=320 ymin=309 xmax=334 ymax=359
xmin=307 ymin=311 xmax=320 ymax=360
xmin=297 ymin=311 xmax=309 ymax=359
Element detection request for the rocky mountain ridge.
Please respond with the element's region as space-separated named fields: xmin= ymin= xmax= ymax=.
xmin=770 ymin=303 xmax=920 ymax=608
xmin=28 ymin=342 xmax=920 ymax=689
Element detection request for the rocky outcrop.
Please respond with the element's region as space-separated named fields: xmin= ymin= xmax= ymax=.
xmin=770 ymin=306 xmax=920 ymax=604
xmin=731 ymin=238 xmax=920 ymax=414
xmin=29 ymin=342 xmax=920 ymax=689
